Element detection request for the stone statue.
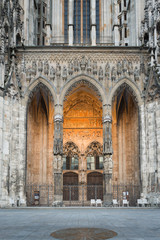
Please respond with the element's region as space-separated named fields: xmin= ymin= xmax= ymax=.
xmin=32 ymin=61 xmax=37 ymax=75
xmin=122 ymin=59 xmax=128 ymax=74
xmin=105 ymin=62 xmax=110 ymax=77
xmin=134 ymin=66 xmax=139 ymax=81
xmin=50 ymin=66 xmax=55 ymax=80
xmin=128 ymin=61 xmax=133 ymax=75
xmin=68 ymin=61 xmax=73 ymax=75
xmin=103 ymin=121 xmax=112 ymax=155
xmin=80 ymin=56 xmax=86 ymax=71
xmin=74 ymin=59 xmax=80 ymax=72
xmin=93 ymin=61 xmax=97 ymax=75
xmin=117 ymin=61 xmax=122 ymax=76
xmin=54 ymin=119 xmax=63 ymax=155
xmin=111 ymin=66 xmax=116 ymax=81
xmin=56 ymin=63 xmax=61 ymax=77
xmin=87 ymin=58 xmax=92 ymax=72
xmin=62 ymin=66 xmax=67 ymax=81
xmin=44 ymin=60 xmax=49 ymax=75
xmin=99 ymin=66 xmax=103 ymax=81
xmin=38 ymin=60 xmax=43 ymax=73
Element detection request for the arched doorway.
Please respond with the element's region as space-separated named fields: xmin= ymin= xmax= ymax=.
xmin=112 ymin=85 xmax=140 ymax=205
xmin=63 ymin=82 xmax=103 ymax=203
xmin=87 ymin=172 xmax=103 ymax=200
xmin=63 ymin=172 xmax=78 ymax=201
xmin=26 ymin=84 xmax=54 ymax=205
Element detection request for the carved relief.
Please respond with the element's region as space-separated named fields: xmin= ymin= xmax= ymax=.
xmin=85 ymin=141 xmax=103 ymax=157
xmin=63 ymin=142 xmax=80 ymax=157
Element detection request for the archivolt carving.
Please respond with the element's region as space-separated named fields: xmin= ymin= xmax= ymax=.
xmin=28 ymin=82 xmax=54 ymax=105
xmin=85 ymin=141 xmax=103 ymax=157
xmin=63 ymin=142 xmax=80 ymax=157
xmin=111 ymin=82 xmax=140 ymax=107
xmin=64 ymin=79 xmax=102 ymax=103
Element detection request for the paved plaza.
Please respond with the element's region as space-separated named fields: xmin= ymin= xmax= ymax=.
xmin=0 ymin=208 xmax=160 ymax=240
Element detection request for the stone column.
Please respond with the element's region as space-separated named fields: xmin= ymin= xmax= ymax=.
xmin=53 ymin=114 xmax=63 ymax=204
xmin=0 ymin=55 xmax=4 ymax=88
xmin=90 ymin=0 xmax=96 ymax=46
xmin=103 ymin=115 xmax=113 ymax=206
xmin=68 ymin=0 xmax=74 ymax=45
xmin=113 ymin=1 xmax=119 ymax=46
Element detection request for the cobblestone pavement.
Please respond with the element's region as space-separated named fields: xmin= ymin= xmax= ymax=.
xmin=0 ymin=208 xmax=160 ymax=240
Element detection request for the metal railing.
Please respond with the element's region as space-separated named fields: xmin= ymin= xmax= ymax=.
xmin=26 ymin=184 xmax=142 ymax=207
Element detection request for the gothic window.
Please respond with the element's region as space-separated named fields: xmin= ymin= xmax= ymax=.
xmin=63 ymin=156 xmax=79 ymax=170
xmin=85 ymin=142 xmax=103 ymax=170
xmin=74 ymin=0 xmax=90 ymax=44
xmin=87 ymin=156 xmax=103 ymax=170
xmin=63 ymin=142 xmax=80 ymax=170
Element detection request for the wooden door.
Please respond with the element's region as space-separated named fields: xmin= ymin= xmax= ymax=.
xmin=63 ymin=172 xmax=78 ymax=201
xmin=87 ymin=172 xmax=103 ymax=200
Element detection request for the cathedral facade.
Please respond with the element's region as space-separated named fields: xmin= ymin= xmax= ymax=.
xmin=0 ymin=0 xmax=160 ymax=207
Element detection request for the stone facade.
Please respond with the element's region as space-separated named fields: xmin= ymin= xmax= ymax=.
xmin=0 ymin=0 xmax=160 ymax=207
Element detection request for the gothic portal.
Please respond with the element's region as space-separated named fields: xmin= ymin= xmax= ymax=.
xmin=0 ymin=0 xmax=160 ymax=207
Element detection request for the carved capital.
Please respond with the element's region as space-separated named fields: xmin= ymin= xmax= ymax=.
xmin=103 ymin=115 xmax=112 ymax=124
xmin=54 ymin=114 xmax=63 ymax=123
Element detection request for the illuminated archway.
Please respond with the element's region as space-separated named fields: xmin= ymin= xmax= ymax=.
xmin=112 ymin=84 xmax=140 ymax=186
xmin=27 ymin=83 xmax=54 ymax=185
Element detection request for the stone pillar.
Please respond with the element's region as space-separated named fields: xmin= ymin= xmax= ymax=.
xmin=53 ymin=114 xmax=63 ymax=204
xmin=0 ymin=55 xmax=4 ymax=88
xmin=68 ymin=0 xmax=74 ymax=46
xmin=113 ymin=1 xmax=119 ymax=46
xmin=103 ymin=115 xmax=113 ymax=206
xmin=90 ymin=0 xmax=96 ymax=46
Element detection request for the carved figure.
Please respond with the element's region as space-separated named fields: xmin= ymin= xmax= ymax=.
xmin=111 ymin=66 xmax=116 ymax=81
xmin=93 ymin=61 xmax=97 ymax=75
xmin=44 ymin=60 xmax=49 ymax=75
xmin=62 ymin=66 xmax=67 ymax=81
xmin=38 ymin=60 xmax=43 ymax=72
xmin=87 ymin=58 xmax=92 ymax=72
xmin=99 ymin=66 xmax=103 ymax=81
xmin=103 ymin=122 xmax=112 ymax=155
xmin=74 ymin=59 xmax=80 ymax=72
xmin=80 ymin=56 xmax=86 ymax=71
xmin=105 ymin=62 xmax=110 ymax=77
xmin=50 ymin=66 xmax=55 ymax=80
xmin=122 ymin=59 xmax=128 ymax=74
xmin=134 ymin=66 xmax=139 ymax=81
xmin=32 ymin=61 xmax=37 ymax=75
xmin=56 ymin=63 xmax=61 ymax=77
xmin=26 ymin=68 xmax=32 ymax=82
xmin=128 ymin=61 xmax=133 ymax=75
xmin=117 ymin=61 xmax=122 ymax=75
xmin=68 ymin=61 xmax=74 ymax=75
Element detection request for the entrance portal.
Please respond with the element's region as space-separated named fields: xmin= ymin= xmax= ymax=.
xmin=63 ymin=84 xmax=103 ymax=203
xmin=112 ymin=86 xmax=140 ymax=203
xmin=63 ymin=172 xmax=78 ymax=201
xmin=26 ymin=84 xmax=54 ymax=205
xmin=87 ymin=172 xmax=103 ymax=200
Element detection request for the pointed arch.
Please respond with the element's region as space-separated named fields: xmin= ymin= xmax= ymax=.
xmin=59 ymin=74 xmax=107 ymax=106
xmin=109 ymin=77 xmax=142 ymax=107
xmin=24 ymin=76 xmax=57 ymax=105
